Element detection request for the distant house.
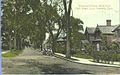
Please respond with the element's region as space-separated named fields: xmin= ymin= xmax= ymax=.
xmin=85 ymin=20 xmax=120 ymax=44
xmin=57 ymin=30 xmax=66 ymax=43
xmin=85 ymin=20 xmax=120 ymax=50
xmin=85 ymin=27 xmax=95 ymax=43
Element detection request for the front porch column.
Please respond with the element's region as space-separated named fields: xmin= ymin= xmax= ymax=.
xmin=96 ymin=43 xmax=100 ymax=51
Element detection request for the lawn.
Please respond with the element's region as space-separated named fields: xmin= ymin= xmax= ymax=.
xmin=54 ymin=54 xmax=78 ymax=61
xmin=2 ymin=50 xmax=22 ymax=58
xmin=73 ymin=52 xmax=93 ymax=59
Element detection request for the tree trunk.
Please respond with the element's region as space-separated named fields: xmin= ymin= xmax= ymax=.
xmin=14 ymin=37 xmax=16 ymax=50
xmin=52 ymin=40 xmax=56 ymax=54
xmin=16 ymin=37 xmax=19 ymax=50
xmin=34 ymin=41 xmax=37 ymax=49
xmin=22 ymin=39 xmax=25 ymax=49
xmin=66 ymin=23 xmax=71 ymax=58
xmin=20 ymin=38 xmax=23 ymax=50
xmin=18 ymin=38 xmax=22 ymax=50
xmin=40 ymin=43 xmax=43 ymax=51
xmin=9 ymin=35 xmax=12 ymax=52
xmin=63 ymin=0 xmax=72 ymax=58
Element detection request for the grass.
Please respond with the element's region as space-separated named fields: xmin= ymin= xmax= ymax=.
xmin=2 ymin=50 xmax=22 ymax=58
xmin=54 ymin=54 xmax=78 ymax=61
xmin=73 ymin=52 xmax=93 ymax=59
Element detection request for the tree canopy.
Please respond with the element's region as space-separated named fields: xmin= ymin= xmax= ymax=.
xmin=1 ymin=0 xmax=84 ymax=57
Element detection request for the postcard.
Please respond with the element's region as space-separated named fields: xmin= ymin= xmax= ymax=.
xmin=1 ymin=0 xmax=120 ymax=74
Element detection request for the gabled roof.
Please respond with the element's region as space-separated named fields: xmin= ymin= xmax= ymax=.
xmin=57 ymin=30 xmax=66 ymax=42
xmin=112 ymin=25 xmax=120 ymax=32
xmin=85 ymin=25 xmax=119 ymax=35
xmin=58 ymin=30 xmax=66 ymax=38
xmin=97 ymin=25 xmax=118 ymax=34
xmin=85 ymin=27 xmax=95 ymax=34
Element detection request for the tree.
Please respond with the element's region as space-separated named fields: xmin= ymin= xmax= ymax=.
xmin=2 ymin=0 xmax=76 ymax=56
xmin=2 ymin=0 xmax=19 ymax=51
xmin=26 ymin=0 xmax=47 ymax=50
xmin=1 ymin=0 xmax=33 ymax=51
xmin=40 ymin=0 xmax=66 ymax=53
xmin=70 ymin=16 xmax=84 ymax=52
xmin=63 ymin=0 xmax=72 ymax=58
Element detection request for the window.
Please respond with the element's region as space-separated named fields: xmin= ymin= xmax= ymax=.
xmin=95 ymin=31 xmax=101 ymax=39
xmin=90 ymin=36 xmax=94 ymax=40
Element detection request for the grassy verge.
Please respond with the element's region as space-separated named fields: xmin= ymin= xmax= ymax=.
xmin=54 ymin=54 xmax=78 ymax=61
xmin=73 ymin=52 xmax=93 ymax=59
xmin=2 ymin=50 xmax=22 ymax=58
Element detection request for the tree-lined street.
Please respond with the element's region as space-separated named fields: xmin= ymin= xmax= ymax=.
xmin=1 ymin=0 xmax=120 ymax=74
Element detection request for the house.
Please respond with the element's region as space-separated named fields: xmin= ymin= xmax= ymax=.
xmin=85 ymin=20 xmax=120 ymax=44
xmin=57 ymin=30 xmax=66 ymax=43
xmin=85 ymin=27 xmax=95 ymax=43
xmin=85 ymin=20 xmax=120 ymax=50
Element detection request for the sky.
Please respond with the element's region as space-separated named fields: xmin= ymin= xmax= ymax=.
xmin=72 ymin=0 xmax=119 ymax=30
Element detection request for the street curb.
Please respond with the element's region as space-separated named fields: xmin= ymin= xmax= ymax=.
xmin=54 ymin=54 xmax=120 ymax=68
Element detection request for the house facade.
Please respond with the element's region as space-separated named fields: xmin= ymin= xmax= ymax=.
xmin=85 ymin=27 xmax=95 ymax=43
xmin=85 ymin=20 xmax=120 ymax=50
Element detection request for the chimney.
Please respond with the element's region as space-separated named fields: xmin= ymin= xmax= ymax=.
xmin=106 ymin=20 xmax=111 ymax=26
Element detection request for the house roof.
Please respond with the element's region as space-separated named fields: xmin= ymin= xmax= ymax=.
xmin=85 ymin=25 xmax=119 ymax=35
xmin=57 ymin=30 xmax=66 ymax=42
xmin=58 ymin=30 xmax=66 ymax=38
xmin=86 ymin=27 xmax=96 ymax=34
xmin=112 ymin=25 xmax=120 ymax=32
xmin=97 ymin=25 xmax=118 ymax=34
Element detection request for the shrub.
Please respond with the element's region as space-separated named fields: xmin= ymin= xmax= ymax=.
xmin=73 ymin=52 xmax=93 ymax=59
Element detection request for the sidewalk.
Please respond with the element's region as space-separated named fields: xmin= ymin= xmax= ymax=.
xmin=55 ymin=53 xmax=120 ymax=68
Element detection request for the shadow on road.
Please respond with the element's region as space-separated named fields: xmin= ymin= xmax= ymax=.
xmin=28 ymin=60 xmax=92 ymax=74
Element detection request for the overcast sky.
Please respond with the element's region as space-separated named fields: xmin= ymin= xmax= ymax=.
xmin=0 ymin=0 xmax=119 ymax=31
xmin=72 ymin=0 xmax=119 ymax=30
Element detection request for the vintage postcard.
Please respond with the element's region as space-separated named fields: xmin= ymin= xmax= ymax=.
xmin=1 ymin=0 xmax=120 ymax=74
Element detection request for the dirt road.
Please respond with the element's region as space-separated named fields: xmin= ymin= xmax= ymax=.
xmin=2 ymin=48 xmax=120 ymax=74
